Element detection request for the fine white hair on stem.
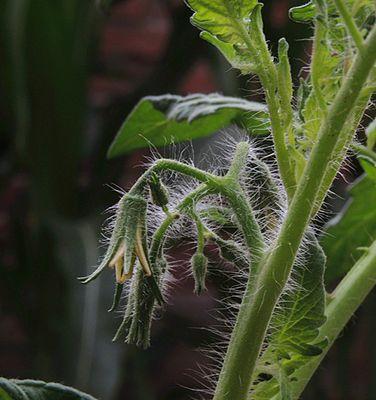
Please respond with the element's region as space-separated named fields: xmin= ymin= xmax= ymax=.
xmin=98 ymin=132 xmax=329 ymax=397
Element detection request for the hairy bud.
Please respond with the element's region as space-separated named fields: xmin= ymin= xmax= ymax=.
xmin=212 ymin=236 xmax=249 ymax=270
xmin=149 ymin=172 xmax=169 ymax=208
xmin=191 ymin=253 xmax=208 ymax=295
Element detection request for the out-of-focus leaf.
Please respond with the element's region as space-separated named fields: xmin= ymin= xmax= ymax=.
xmin=289 ymin=1 xmax=316 ymax=23
xmin=359 ymin=156 xmax=376 ymax=180
xmin=108 ymin=93 xmax=269 ymax=158
xmin=251 ymin=234 xmax=326 ymax=398
xmin=366 ymin=119 xmax=376 ymax=150
xmin=322 ymin=162 xmax=376 ymax=283
xmin=0 ymin=378 xmax=97 ymax=400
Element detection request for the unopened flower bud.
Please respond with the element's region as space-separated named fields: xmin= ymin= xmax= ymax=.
xmin=79 ymin=193 xmax=151 ymax=285
xmin=212 ymin=236 xmax=249 ymax=270
xmin=149 ymin=172 xmax=169 ymax=208
xmin=191 ymin=253 xmax=208 ymax=295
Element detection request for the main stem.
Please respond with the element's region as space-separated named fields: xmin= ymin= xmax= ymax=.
xmin=213 ymin=25 xmax=376 ymax=400
xmin=291 ymin=240 xmax=376 ymax=399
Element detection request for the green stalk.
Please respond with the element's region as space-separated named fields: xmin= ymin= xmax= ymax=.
xmin=129 ymin=158 xmax=221 ymax=195
xmin=237 ymin=10 xmax=296 ymax=199
xmin=149 ymin=184 xmax=213 ymax=264
xmin=149 ymin=143 xmax=265 ymax=267
xmin=311 ymin=89 xmax=372 ymax=216
xmin=334 ymin=0 xmax=366 ymax=54
xmin=223 ymin=142 xmax=265 ymax=261
xmin=291 ymin=240 xmax=376 ymax=399
xmin=213 ymin=25 xmax=376 ymax=400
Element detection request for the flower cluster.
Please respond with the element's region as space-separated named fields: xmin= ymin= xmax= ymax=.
xmin=80 ymin=140 xmax=286 ymax=348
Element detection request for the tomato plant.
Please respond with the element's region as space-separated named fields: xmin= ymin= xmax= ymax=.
xmin=1 ymin=1 xmax=375 ymax=399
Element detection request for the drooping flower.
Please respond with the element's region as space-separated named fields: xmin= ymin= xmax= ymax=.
xmin=79 ymin=194 xmax=153 ymax=285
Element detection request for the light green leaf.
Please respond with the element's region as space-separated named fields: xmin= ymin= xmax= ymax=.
xmin=251 ymin=234 xmax=326 ymax=398
xmin=108 ymin=93 xmax=269 ymax=158
xmin=186 ymin=0 xmax=262 ymax=73
xmin=323 ymin=167 xmax=376 ymax=283
xmin=187 ymin=0 xmax=258 ymax=43
xmin=0 ymin=378 xmax=97 ymax=400
xmin=200 ymin=31 xmax=254 ymax=73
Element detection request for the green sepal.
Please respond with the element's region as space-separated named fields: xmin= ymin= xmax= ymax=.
xmin=78 ymin=194 xmax=129 ymax=284
xmin=122 ymin=195 xmax=148 ymax=275
xmin=113 ymin=258 xmax=167 ymax=348
xmin=108 ymin=283 xmax=124 ymax=313
xmin=145 ymin=275 xmax=164 ymax=305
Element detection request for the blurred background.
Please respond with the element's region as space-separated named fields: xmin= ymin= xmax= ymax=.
xmin=0 ymin=1 xmax=375 ymax=399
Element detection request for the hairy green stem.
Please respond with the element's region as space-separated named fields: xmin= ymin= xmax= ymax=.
xmin=291 ymin=240 xmax=376 ymax=399
xmin=129 ymin=158 xmax=220 ymax=195
xmin=237 ymin=13 xmax=296 ymax=199
xmin=334 ymin=0 xmax=366 ymax=54
xmin=312 ymin=88 xmax=372 ymax=216
xmin=222 ymin=184 xmax=265 ymax=263
xmin=149 ymin=143 xmax=265 ymax=266
xmin=223 ymin=142 xmax=265 ymax=261
xmin=149 ymin=184 xmax=212 ymax=264
xmin=213 ymin=24 xmax=376 ymax=400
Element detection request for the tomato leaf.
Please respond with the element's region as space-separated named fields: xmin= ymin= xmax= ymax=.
xmin=186 ymin=0 xmax=266 ymax=74
xmin=107 ymin=93 xmax=269 ymax=158
xmin=322 ymin=170 xmax=376 ymax=283
xmin=0 ymin=378 xmax=97 ymax=400
xmin=251 ymin=233 xmax=327 ymax=398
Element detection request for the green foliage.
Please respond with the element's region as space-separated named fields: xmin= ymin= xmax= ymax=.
xmin=292 ymin=0 xmax=375 ymax=173
xmin=251 ymin=235 xmax=327 ymax=399
xmin=289 ymin=2 xmax=316 ymax=23
xmin=323 ymin=162 xmax=376 ymax=283
xmin=107 ymin=93 xmax=268 ymax=158
xmin=187 ymin=0 xmax=260 ymax=73
xmin=0 ymin=379 xmax=96 ymax=400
